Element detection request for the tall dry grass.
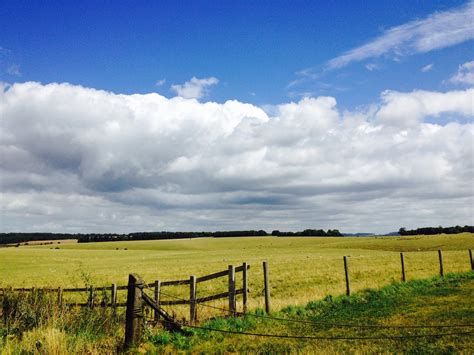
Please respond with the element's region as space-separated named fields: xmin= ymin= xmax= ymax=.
xmin=0 ymin=290 xmax=124 ymax=354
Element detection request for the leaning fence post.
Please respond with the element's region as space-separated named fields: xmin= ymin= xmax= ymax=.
xmin=469 ymin=249 xmax=473 ymax=271
xmin=263 ymin=261 xmax=271 ymax=314
xmin=243 ymin=262 xmax=248 ymax=313
xmin=400 ymin=252 xmax=406 ymax=282
xmin=154 ymin=280 xmax=161 ymax=322
xmin=228 ymin=265 xmax=236 ymax=316
xmin=343 ymin=256 xmax=350 ymax=296
xmin=125 ymin=274 xmax=144 ymax=349
xmin=438 ymin=249 xmax=444 ymax=277
xmin=190 ymin=276 xmax=197 ymax=323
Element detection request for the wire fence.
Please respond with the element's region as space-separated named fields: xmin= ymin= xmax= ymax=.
xmin=177 ymin=324 xmax=474 ymax=341
xmin=148 ymin=288 xmax=474 ymax=331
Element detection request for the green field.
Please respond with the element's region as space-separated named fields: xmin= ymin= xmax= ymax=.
xmin=1 ymin=233 xmax=473 ymax=353
xmin=148 ymin=273 xmax=474 ymax=353
xmin=1 ymin=233 xmax=473 ymax=315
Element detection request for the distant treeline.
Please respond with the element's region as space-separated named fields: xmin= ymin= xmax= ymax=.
xmin=399 ymin=225 xmax=474 ymax=236
xmin=271 ymin=229 xmax=342 ymax=237
xmin=0 ymin=229 xmax=342 ymax=244
xmin=3 ymin=226 xmax=471 ymax=244
xmin=0 ymin=233 xmax=124 ymax=245
xmin=77 ymin=229 xmax=342 ymax=243
xmin=77 ymin=230 xmax=269 ymax=243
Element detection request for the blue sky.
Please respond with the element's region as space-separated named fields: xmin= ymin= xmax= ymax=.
xmin=0 ymin=1 xmax=473 ymax=233
xmin=1 ymin=0 xmax=472 ymax=109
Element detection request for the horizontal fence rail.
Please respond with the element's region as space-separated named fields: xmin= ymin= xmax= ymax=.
xmin=158 ymin=288 xmax=245 ymax=306
xmin=0 ymin=264 xmax=250 ymax=293
xmin=0 ymin=263 xmax=251 ymax=314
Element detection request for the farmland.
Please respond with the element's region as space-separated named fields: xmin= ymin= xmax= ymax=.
xmin=1 ymin=233 xmax=473 ymax=311
xmin=1 ymin=233 xmax=473 ymax=353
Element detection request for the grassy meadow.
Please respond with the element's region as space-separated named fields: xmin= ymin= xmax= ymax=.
xmin=1 ymin=233 xmax=473 ymax=353
xmin=1 ymin=233 xmax=473 ymax=316
xmin=146 ymin=273 xmax=474 ymax=353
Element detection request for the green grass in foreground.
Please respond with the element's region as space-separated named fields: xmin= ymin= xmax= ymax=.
xmin=145 ymin=272 xmax=474 ymax=353
xmin=1 ymin=272 xmax=473 ymax=353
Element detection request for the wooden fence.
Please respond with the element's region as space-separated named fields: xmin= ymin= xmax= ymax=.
xmin=0 ymin=284 xmax=128 ymax=309
xmin=148 ymin=263 xmax=250 ymax=322
xmin=0 ymin=263 xmax=251 ymax=323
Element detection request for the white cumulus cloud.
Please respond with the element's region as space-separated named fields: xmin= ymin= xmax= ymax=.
xmin=376 ymin=89 xmax=474 ymax=127
xmin=0 ymin=82 xmax=473 ymax=233
xmin=171 ymin=76 xmax=219 ymax=99
xmin=449 ymin=60 xmax=474 ymax=85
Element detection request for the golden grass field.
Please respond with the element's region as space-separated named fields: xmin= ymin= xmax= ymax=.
xmin=1 ymin=233 xmax=473 ymax=319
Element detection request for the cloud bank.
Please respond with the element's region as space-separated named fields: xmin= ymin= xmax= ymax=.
xmin=0 ymin=82 xmax=473 ymax=233
xmin=327 ymin=1 xmax=474 ymax=69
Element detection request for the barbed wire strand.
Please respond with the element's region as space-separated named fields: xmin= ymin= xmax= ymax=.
xmin=148 ymin=288 xmax=474 ymax=330
xmin=154 ymin=318 xmax=474 ymax=341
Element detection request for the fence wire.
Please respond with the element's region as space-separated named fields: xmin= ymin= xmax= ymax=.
xmin=149 ymin=288 xmax=474 ymax=330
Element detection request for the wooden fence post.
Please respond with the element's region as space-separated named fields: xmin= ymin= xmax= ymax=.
xmin=343 ymin=256 xmax=350 ymax=296
xmin=2 ymin=288 xmax=8 ymax=326
xmin=438 ymin=249 xmax=444 ymax=277
xmin=89 ymin=286 xmax=95 ymax=309
xmin=400 ymin=252 xmax=406 ymax=282
xmin=154 ymin=280 xmax=161 ymax=322
xmin=1 ymin=289 xmax=4 ymax=326
xmin=263 ymin=261 xmax=271 ymax=314
xmin=125 ymin=274 xmax=144 ymax=349
xmin=228 ymin=265 xmax=236 ymax=316
xmin=243 ymin=262 xmax=248 ymax=313
xmin=469 ymin=249 xmax=473 ymax=271
xmin=57 ymin=287 xmax=63 ymax=307
xmin=190 ymin=276 xmax=197 ymax=323
xmin=111 ymin=284 xmax=117 ymax=313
